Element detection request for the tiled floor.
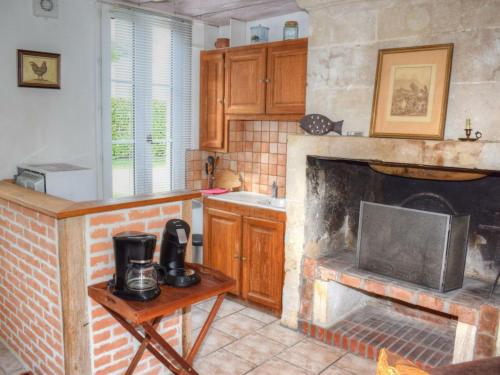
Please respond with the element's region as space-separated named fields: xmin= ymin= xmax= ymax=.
xmin=0 ymin=298 xmax=377 ymax=375
xmin=0 ymin=341 xmax=26 ymax=375
xmin=192 ymin=297 xmax=378 ymax=374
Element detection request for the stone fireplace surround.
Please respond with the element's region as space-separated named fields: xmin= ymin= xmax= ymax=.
xmin=282 ymin=135 xmax=500 ymax=365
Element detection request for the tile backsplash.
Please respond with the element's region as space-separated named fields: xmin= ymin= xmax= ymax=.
xmin=186 ymin=120 xmax=303 ymax=198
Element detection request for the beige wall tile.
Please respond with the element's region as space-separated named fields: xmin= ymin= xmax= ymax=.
xmin=186 ymin=120 xmax=296 ymax=198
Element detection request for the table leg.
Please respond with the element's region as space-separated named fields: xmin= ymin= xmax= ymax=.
xmin=142 ymin=323 xmax=198 ymax=375
xmin=104 ymin=307 xmax=181 ymax=374
xmin=186 ymin=293 xmax=226 ymax=364
xmin=125 ymin=316 xmax=162 ymax=375
xmin=182 ymin=306 xmax=192 ymax=357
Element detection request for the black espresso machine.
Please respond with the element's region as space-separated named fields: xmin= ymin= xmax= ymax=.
xmin=160 ymin=219 xmax=200 ymax=287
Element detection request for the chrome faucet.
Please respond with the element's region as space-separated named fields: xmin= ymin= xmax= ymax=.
xmin=271 ymin=181 xmax=278 ymax=198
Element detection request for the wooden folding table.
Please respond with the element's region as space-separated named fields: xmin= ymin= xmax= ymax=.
xmin=88 ymin=264 xmax=236 ymax=375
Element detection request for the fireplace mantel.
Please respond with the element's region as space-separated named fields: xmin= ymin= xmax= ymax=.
xmin=288 ymin=135 xmax=500 ymax=172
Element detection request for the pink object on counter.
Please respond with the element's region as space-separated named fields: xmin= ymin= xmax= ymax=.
xmin=200 ymin=188 xmax=230 ymax=195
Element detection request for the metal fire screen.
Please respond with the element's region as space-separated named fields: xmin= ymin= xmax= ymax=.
xmin=356 ymin=201 xmax=470 ymax=292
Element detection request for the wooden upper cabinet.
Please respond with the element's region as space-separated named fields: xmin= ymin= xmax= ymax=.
xmin=266 ymin=39 xmax=308 ymax=114
xmin=199 ymin=39 xmax=308 ymax=151
xmin=199 ymin=51 xmax=225 ymax=151
xmin=203 ymin=207 xmax=242 ymax=295
xmin=242 ymin=216 xmax=285 ymax=312
xmin=225 ymin=47 xmax=267 ymax=115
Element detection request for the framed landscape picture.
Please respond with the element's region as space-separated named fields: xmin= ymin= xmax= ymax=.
xmin=369 ymin=44 xmax=453 ymax=140
xmin=18 ymin=49 xmax=61 ymax=89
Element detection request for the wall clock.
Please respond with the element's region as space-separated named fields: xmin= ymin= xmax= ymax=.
xmin=33 ymin=0 xmax=59 ymax=19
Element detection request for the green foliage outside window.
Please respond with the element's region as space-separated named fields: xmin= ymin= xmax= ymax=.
xmin=111 ymin=98 xmax=168 ymax=165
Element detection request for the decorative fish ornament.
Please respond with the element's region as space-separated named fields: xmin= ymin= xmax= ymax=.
xmin=299 ymin=114 xmax=343 ymax=135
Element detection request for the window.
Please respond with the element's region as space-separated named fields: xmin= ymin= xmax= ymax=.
xmin=106 ymin=7 xmax=192 ymax=198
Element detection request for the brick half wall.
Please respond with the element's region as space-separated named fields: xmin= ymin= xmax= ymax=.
xmin=0 ymin=199 xmax=64 ymax=374
xmin=86 ymin=202 xmax=185 ymax=375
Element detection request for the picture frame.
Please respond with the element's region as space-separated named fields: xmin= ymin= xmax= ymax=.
xmin=17 ymin=49 xmax=61 ymax=89
xmin=369 ymin=44 xmax=453 ymax=140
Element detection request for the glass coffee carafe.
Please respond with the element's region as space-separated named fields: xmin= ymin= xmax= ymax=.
xmin=124 ymin=260 xmax=161 ymax=300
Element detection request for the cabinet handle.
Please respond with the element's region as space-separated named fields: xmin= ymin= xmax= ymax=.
xmin=261 ymin=78 xmax=271 ymax=84
xmin=218 ymin=98 xmax=224 ymax=104
xmin=234 ymin=255 xmax=240 ymax=259
xmin=241 ymin=256 xmax=248 ymax=261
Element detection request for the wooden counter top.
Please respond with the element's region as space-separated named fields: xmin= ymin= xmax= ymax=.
xmin=0 ymin=180 xmax=201 ymax=219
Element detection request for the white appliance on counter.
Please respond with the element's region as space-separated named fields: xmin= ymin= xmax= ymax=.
xmin=15 ymin=163 xmax=96 ymax=202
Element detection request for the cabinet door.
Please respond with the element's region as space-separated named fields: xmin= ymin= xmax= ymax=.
xmin=266 ymin=40 xmax=308 ymax=114
xmin=225 ymin=47 xmax=266 ymax=114
xmin=242 ymin=216 xmax=284 ymax=312
xmin=200 ymin=52 xmax=225 ymax=151
xmin=204 ymin=207 xmax=242 ymax=295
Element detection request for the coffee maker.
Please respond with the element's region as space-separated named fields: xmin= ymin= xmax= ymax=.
xmin=160 ymin=219 xmax=200 ymax=287
xmin=112 ymin=231 xmax=161 ymax=301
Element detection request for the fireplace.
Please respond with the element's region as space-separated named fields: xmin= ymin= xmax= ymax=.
xmin=295 ymin=157 xmax=500 ymax=366
xmin=281 ymin=137 xmax=500 ymax=366
xmin=356 ymin=201 xmax=470 ymax=292
xmin=304 ymin=157 xmax=500 ymax=284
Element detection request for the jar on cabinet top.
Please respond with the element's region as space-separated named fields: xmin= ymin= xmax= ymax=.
xmin=283 ymin=21 xmax=299 ymax=40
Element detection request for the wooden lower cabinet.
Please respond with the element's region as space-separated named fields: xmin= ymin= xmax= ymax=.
xmin=203 ymin=199 xmax=285 ymax=313
xmin=203 ymin=207 xmax=242 ymax=295
xmin=242 ymin=217 xmax=284 ymax=311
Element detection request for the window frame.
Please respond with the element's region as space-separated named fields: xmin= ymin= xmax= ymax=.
xmin=100 ymin=5 xmax=192 ymax=199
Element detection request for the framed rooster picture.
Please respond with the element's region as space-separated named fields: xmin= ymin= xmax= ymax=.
xmin=17 ymin=50 xmax=60 ymax=89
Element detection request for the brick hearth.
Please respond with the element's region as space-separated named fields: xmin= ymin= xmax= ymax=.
xmin=300 ymin=304 xmax=456 ymax=369
xmin=312 ymin=251 xmax=500 ymax=327
xmin=300 ymin=250 xmax=500 ymax=363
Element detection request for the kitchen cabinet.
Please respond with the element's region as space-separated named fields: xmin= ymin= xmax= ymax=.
xmin=203 ymin=207 xmax=242 ymax=295
xmin=199 ymin=51 xmax=226 ymax=151
xmin=266 ymin=40 xmax=308 ymax=114
xmin=242 ymin=216 xmax=284 ymax=311
xmin=224 ymin=47 xmax=267 ymax=115
xmin=203 ymin=199 xmax=286 ymax=314
xmin=199 ymin=38 xmax=308 ymax=152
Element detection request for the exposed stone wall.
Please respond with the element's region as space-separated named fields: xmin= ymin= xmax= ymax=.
xmin=299 ymin=0 xmax=500 ymax=140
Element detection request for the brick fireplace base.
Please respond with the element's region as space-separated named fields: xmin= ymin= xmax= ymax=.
xmin=298 ymin=251 xmax=500 ymax=365
xmin=300 ymin=303 xmax=456 ymax=369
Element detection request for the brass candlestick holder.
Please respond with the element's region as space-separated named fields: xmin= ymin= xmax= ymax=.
xmin=459 ymin=118 xmax=482 ymax=142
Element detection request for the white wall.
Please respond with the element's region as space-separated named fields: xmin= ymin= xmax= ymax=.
xmin=0 ymin=2 xmax=309 ymax=196
xmin=0 ymin=0 xmax=100 ymax=196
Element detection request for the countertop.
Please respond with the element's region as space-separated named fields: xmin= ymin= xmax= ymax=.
xmin=0 ymin=180 xmax=201 ymax=219
xmin=205 ymin=191 xmax=286 ymax=212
